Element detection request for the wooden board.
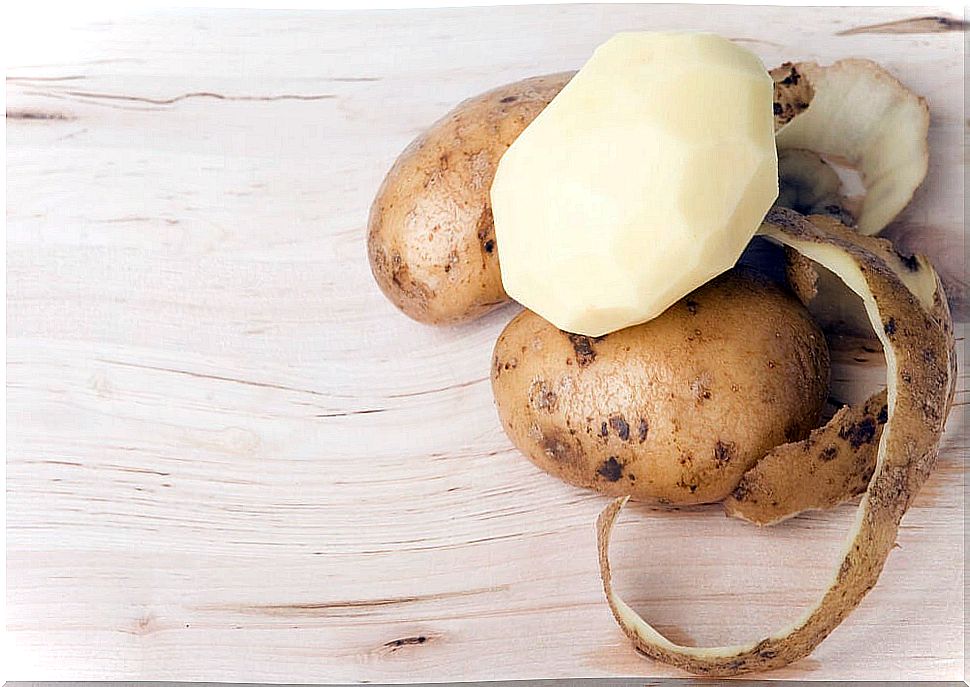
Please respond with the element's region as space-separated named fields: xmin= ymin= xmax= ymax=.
xmin=6 ymin=4 xmax=966 ymax=682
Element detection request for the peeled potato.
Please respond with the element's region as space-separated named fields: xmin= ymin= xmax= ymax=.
xmin=367 ymin=72 xmax=572 ymax=324
xmin=491 ymin=268 xmax=829 ymax=505
xmin=491 ymin=32 xmax=778 ymax=337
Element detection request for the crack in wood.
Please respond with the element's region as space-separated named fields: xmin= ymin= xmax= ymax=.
xmin=324 ymin=76 xmax=383 ymax=82
xmin=7 ymin=75 xmax=87 ymax=82
xmin=205 ymin=585 xmax=508 ymax=616
xmin=383 ymin=634 xmax=430 ymax=649
xmin=6 ymin=109 xmax=75 ymax=121
xmin=96 ymin=358 xmax=484 ymax=401
xmin=96 ymin=358 xmax=331 ymax=397
xmin=385 ymin=376 xmax=488 ymax=399
xmin=61 ymin=89 xmax=338 ymax=105
xmin=315 ymin=408 xmax=387 ymax=418
xmin=107 ymin=464 xmax=172 ymax=477
xmin=837 ymin=15 xmax=967 ymax=35
xmin=379 ymin=633 xmax=442 ymax=654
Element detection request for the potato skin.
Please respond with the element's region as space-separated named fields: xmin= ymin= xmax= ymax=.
xmin=368 ymin=73 xmax=573 ymax=324
xmin=490 ymin=269 xmax=830 ymax=504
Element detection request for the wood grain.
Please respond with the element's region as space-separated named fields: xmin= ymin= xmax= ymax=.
xmin=6 ymin=4 xmax=966 ymax=682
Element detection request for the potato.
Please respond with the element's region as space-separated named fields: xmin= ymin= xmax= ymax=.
xmin=367 ymin=72 xmax=573 ymax=324
xmin=491 ymin=268 xmax=830 ymax=504
xmin=490 ymin=33 xmax=778 ymax=337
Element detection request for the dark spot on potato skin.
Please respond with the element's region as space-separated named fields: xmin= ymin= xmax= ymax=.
xmin=877 ymin=405 xmax=889 ymax=424
xmin=781 ymin=66 xmax=801 ymax=85
xmin=820 ymin=446 xmax=839 ymax=461
xmin=895 ymin=249 xmax=920 ymax=271
xmin=713 ymin=440 xmax=736 ymax=464
xmin=598 ymin=422 xmax=608 ymax=438
xmin=685 ymin=298 xmax=699 ymax=315
xmin=540 ymin=434 xmax=584 ymax=466
xmin=565 ymin=333 xmax=604 ymax=367
xmin=637 ymin=418 xmax=649 ymax=443
xmin=772 ymin=102 xmax=783 ymax=115
xmin=442 ymin=249 xmax=459 ymax=274
xmin=783 ymin=421 xmax=804 ymax=443
xmin=690 ymin=377 xmax=712 ymax=401
xmin=597 ymin=456 xmax=623 ymax=482
xmin=839 ymin=417 xmax=877 ymax=449
xmin=609 ymin=415 xmax=630 ymax=441
xmin=884 ymin=317 xmax=897 ymax=335
xmin=530 ymin=381 xmax=558 ymax=412
xmin=677 ymin=478 xmax=699 ymax=494
xmin=476 ymin=207 xmax=496 ymax=257
xmin=500 ymin=95 xmax=518 ymax=104
xmin=383 ymin=252 xmax=434 ymax=309
xmin=731 ymin=481 xmax=752 ymax=502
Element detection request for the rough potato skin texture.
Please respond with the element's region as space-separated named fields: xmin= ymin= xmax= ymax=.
xmin=771 ymin=62 xmax=813 ymax=129
xmin=491 ymin=269 xmax=831 ymax=504
xmin=594 ymin=208 xmax=956 ymax=677
xmin=724 ymin=389 xmax=886 ymax=525
xmin=367 ymin=72 xmax=574 ymax=324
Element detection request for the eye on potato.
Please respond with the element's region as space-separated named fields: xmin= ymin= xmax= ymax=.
xmin=491 ymin=268 xmax=830 ymax=505
xmin=367 ymin=72 xmax=573 ymax=324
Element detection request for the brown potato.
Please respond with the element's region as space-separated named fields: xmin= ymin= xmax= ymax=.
xmin=490 ymin=268 xmax=830 ymax=504
xmin=367 ymin=72 xmax=573 ymax=324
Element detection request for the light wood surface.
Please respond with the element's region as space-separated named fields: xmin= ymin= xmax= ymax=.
xmin=6 ymin=4 xmax=966 ymax=682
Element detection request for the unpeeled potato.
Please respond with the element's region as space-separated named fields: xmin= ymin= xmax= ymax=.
xmin=490 ymin=269 xmax=830 ymax=504
xmin=367 ymin=73 xmax=573 ymax=324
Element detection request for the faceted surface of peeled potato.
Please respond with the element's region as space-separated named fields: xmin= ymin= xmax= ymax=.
xmin=490 ymin=32 xmax=779 ymax=336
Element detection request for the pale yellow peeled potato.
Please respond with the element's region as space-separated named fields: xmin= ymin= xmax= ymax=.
xmin=490 ymin=32 xmax=779 ymax=337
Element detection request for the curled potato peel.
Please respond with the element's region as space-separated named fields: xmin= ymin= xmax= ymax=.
xmin=597 ymin=208 xmax=955 ymax=676
xmin=724 ymin=388 xmax=885 ymax=526
xmin=775 ymin=148 xmax=854 ymax=225
xmin=773 ymin=60 xmax=929 ymax=236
